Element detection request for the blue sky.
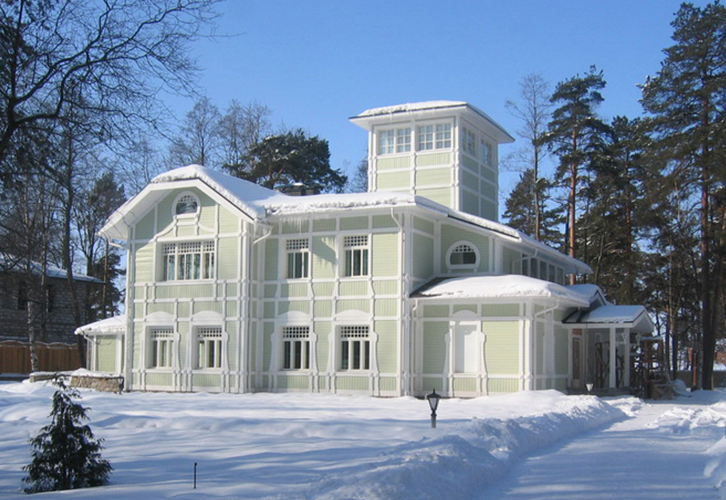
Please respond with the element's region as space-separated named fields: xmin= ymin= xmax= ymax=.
xmin=170 ymin=0 xmax=709 ymax=201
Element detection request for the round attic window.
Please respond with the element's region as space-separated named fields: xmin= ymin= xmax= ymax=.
xmin=447 ymin=242 xmax=479 ymax=269
xmin=175 ymin=193 xmax=199 ymax=215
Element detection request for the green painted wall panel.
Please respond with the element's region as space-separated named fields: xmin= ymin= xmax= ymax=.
xmin=375 ymin=321 xmax=398 ymax=373
xmin=413 ymin=216 xmax=435 ymax=234
xmin=377 ymin=171 xmax=410 ymax=189
xmin=340 ymin=281 xmax=369 ymax=296
xmin=312 ymin=282 xmax=334 ymax=296
xmin=281 ymin=283 xmax=308 ymax=298
xmin=313 ymin=219 xmax=336 ymax=232
xmin=218 ymin=238 xmax=238 ymax=279
xmin=481 ymin=304 xmax=520 ymax=317
xmin=281 ymin=220 xmax=311 ymax=234
xmin=264 ymin=302 xmax=276 ymax=318
xmin=374 ymin=299 xmax=398 ymax=317
xmin=193 ymin=301 xmax=223 ymax=315
xmin=146 ymin=303 xmax=175 ymax=315
xmin=264 ymin=285 xmax=277 ymax=298
xmin=96 ymin=338 xmax=116 ymax=372
xmin=377 ymin=156 xmax=411 ymax=170
xmin=337 ymin=300 xmax=370 ymax=314
xmin=480 ymin=179 xmax=497 ymax=199
xmin=178 ymin=302 xmax=190 ymax=318
xmin=279 ymin=300 xmax=310 ymax=315
xmin=488 ymin=378 xmax=519 ymax=393
xmin=340 ymin=217 xmax=368 ymax=231
xmin=416 ymin=187 xmax=450 ymax=207
xmin=372 ymin=215 xmax=397 ymax=229
xmin=146 ymin=372 xmax=173 ymax=386
xmin=461 ymin=155 xmax=479 ymax=171
xmin=416 ymin=167 xmax=450 ymax=186
xmin=264 ymin=239 xmax=278 ymax=281
xmin=218 ymin=207 xmax=239 ymax=234
xmin=314 ymin=300 xmax=333 ymax=318
xmin=134 ymin=244 xmax=154 ymax=282
xmin=336 ymin=376 xmax=370 ymax=391
xmin=453 ymin=377 xmax=477 ymax=392
xmin=372 ymin=233 xmax=398 ymax=276
xmin=423 ymin=321 xmax=448 ymax=373
xmin=485 ymin=321 xmax=519 ymax=375
xmin=193 ymin=373 xmax=221 ymax=388
xmin=462 ymin=190 xmax=479 ymax=216
xmin=379 ymin=377 xmax=397 ymax=392
xmin=155 ymin=284 xmax=214 ymax=299
xmin=416 ymin=152 xmax=451 ymax=166
xmin=423 ymin=305 xmax=449 ymax=318
xmin=312 ymin=236 xmax=336 ymax=279
xmin=453 ymin=304 xmax=477 ymax=314
xmin=555 ymin=326 xmax=568 ymax=374
xmin=277 ymin=375 xmax=310 ymax=389
xmin=135 ymin=211 xmax=155 ymax=241
xmin=422 ymin=377 xmax=444 ymax=392
xmin=372 ymin=280 xmax=398 ymax=295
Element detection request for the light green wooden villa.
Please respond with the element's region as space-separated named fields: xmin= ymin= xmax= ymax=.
xmin=77 ymin=101 xmax=654 ymax=397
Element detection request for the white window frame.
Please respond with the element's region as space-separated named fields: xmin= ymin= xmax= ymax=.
xmin=282 ymin=326 xmax=311 ymax=370
xmin=195 ymin=327 xmax=223 ymax=369
xmin=417 ymin=122 xmax=452 ymax=151
xmin=286 ymin=238 xmax=310 ymax=279
xmin=343 ymin=235 xmax=369 ymax=278
xmin=174 ymin=192 xmax=200 ymax=216
xmin=480 ymin=139 xmax=492 ymax=166
xmin=339 ymin=325 xmax=370 ymax=371
xmin=378 ymin=127 xmax=411 ymax=155
xmin=162 ymin=240 xmax=216 ymax=281
xmin=462 ymin=128 xmax=476 ymax=157
xmin=149 ymin=328 xmax=175 ymax=369
xmin=446 ymin=241 xmax=479 ymax=270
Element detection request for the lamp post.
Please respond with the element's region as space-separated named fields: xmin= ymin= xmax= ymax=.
xmin=426 ymin=389 xmax=440 ymax=428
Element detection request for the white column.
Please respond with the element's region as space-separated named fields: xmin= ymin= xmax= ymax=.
xmin=609 ymin=327 xmax=617 ymax=389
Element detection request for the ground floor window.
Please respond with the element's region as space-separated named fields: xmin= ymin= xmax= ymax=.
xmin=282 ymin=326 xmax=310 ymax=370
xmin=150 ymin=328 xmax=174 ymax=368
xmin=340 ymin=326 xmax=370 ymax=371
xmin=196 ymin=327 xmax=223 ymax=369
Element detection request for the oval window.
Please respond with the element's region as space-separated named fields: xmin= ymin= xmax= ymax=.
xmin=448 ymin=243 xmax=478 ymax=268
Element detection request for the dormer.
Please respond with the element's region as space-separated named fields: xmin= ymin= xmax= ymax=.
xmin=350 ymin=101 xmax=514 ymax=221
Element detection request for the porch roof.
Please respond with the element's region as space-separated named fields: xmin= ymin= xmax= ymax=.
xmin=410 ymin=275 xmax=591 ymax=307
xmin=563 ymin=305 xmax=654 ymax=334
xmin=74 ymin=315 xmax=126 ymax=336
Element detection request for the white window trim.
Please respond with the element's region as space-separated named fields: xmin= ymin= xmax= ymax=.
xmin=377 ymin=127 xmax=412 ymax=155
xmin=338 ymin=325 xmax=372 ymax=372
xmin=161 ymin=240 xmax=216 ymax=281
xmin=285 ymin=238 xmax=311 ymax=280
xmin=173 ymin=191 xmax=200 ymax=217
xmin=342 ymin=235 xmax=370 ymax=278
xmin=446 ymin=241 xmax=480 ymax=270
xmin=147 ymin=327 xmax=177 ymax=370
xmin=416 ymin=121 xmax=453 ymax=152
xmin=194 ymin=326 xmax=225 ymax=370
xmin=281 ymin=326 xmax=311 ymax=371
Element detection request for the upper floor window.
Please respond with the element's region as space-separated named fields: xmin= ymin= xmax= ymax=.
xmin=343 ymin=235 xmax=369 ymax=277
xmin=149 ymin=328 xmax=174 ymax=368
xmin=417 ymin=123 xmax=452 ymax=151
xmin=286 ymin=239 xmax=310 ymax=279
xmin=462 ymin=128 xmax=476 ymax=157
xmin=340 ymin=325 xmax=370 ymax=371
xmin=196 ymin=327 xmax=223 ymax=369
xmin=448 ymin=242 xmax=479 ymax=269
xmin=282 ymin=326 xmax=310 ymax=370
xmin=378 ymin=128 xmax=411 ymax=155
xmin=162 ymin=241 xmax=215 ymax=281
xmin=175 ymin=193 xmax=199 ymax=216
xmin=480 ymin=140 xmax=492 ymax=166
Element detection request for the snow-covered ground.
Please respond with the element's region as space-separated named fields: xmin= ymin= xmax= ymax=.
xmin=1 ymin=381 xmax=725 ymax=499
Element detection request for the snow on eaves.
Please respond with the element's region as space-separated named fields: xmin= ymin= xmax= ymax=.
xmin=74 ymin=314 xmax=126 ymax=336
xmin=355 ymin=100 xmax=468 ymax=117
xmin=413 ymin=275 xmax=592 ymax=306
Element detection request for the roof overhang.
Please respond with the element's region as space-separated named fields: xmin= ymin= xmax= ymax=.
xmin=564 ymin=305 xmax=655 ymax=334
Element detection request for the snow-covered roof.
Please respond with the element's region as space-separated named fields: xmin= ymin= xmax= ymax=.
xmin=350 ymin=100 xmax=514 ymax=144
xmin=99 ymin=165 xmax=590 ymax=274
xmin=564 ymin=305 xmax=654 ymax=333
xmin=0 ymin=254 xmax=103 ymax=284
xmin=75 ymin=315 xmax=126 ymax=336
xmin=411 ymin=275 xmax=592 ymax=307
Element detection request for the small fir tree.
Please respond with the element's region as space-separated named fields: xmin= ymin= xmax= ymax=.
xmin=22 ymin=379 xmax=111 ymax=493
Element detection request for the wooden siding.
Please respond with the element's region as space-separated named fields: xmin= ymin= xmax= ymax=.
xmin=484 ymin=321 xmax=519 ymax=375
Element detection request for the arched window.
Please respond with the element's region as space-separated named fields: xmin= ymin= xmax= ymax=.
xmin=447 ymin=242 xmax=479 ymax=269
xmin=175 ymin=193 xmax=199 ymax=215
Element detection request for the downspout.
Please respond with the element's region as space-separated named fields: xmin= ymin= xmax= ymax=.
xmin=246 ymin=222 xmax=273 ymax=393
xmin=392 ymin=208 xmax=409 ymax=396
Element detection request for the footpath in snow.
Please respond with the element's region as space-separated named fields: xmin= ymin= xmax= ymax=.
xmin=1 ymin=381 xmax=726 ymax=499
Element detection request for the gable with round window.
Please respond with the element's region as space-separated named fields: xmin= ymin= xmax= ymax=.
xmin=447 ymin=242 xmax=479 ymax=269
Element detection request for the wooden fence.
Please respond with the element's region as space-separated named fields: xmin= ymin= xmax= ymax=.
xmin=0 ymin=341 xmax=81 ymax=374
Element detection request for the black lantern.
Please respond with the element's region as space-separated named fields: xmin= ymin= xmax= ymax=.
xmin=426 ymin=389 xmax=441 ymax=428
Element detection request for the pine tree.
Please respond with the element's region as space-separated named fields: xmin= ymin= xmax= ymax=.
xmin=503 ymin=168 xmax=562 ymax=249
xmin=546 ymin=66 xmax=608 ymax=279
xmin=641 ymin=1 xmax=726 ymax=389
xmin=23 ymin=379 xmax=111 ymax=493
